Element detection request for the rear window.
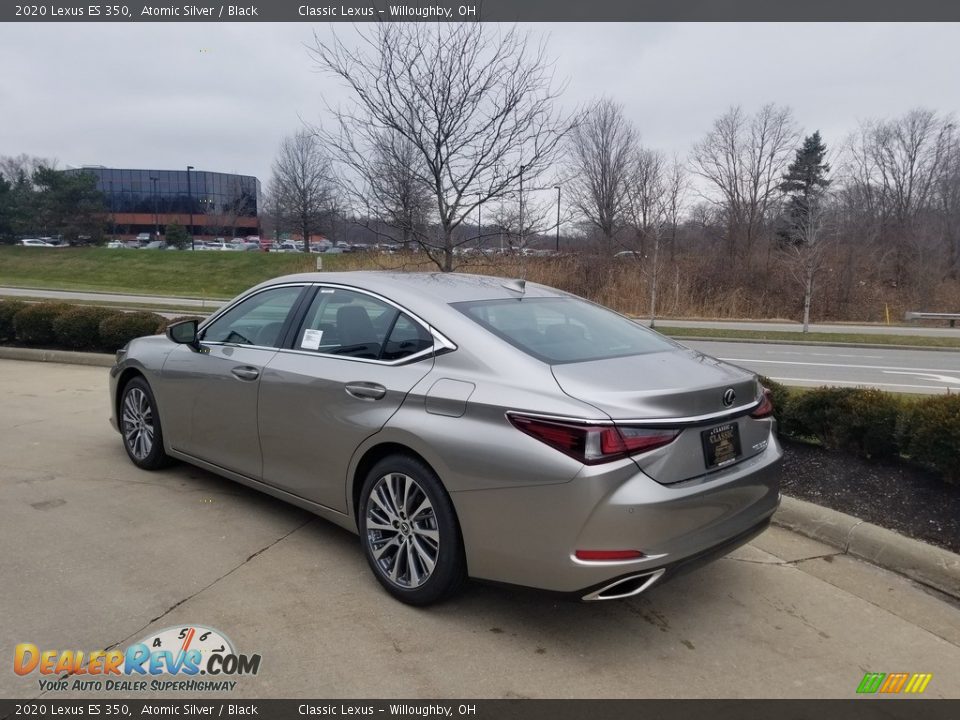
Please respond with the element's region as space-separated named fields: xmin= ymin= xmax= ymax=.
xmin=452 ymin=297 xmax=675 ymax=364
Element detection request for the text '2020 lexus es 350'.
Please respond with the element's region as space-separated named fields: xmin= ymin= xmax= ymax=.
xmin=110 ymin=272 xmax=782 ymax=605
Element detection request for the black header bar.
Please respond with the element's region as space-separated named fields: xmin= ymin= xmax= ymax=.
xmin=2 ymin=699 xmax=960 ymax=720
xmin=4 ymin=0 xmax=960 ymax=22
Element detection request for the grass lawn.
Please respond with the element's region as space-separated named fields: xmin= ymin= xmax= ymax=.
xmin=0 ymin=246 xmax=341 ymax=299
xmin=657 ymin=325 xmax=960 ymax=350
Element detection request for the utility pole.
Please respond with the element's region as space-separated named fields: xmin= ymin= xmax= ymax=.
xmin=554 ymin=185 xmax=561 ymax=252
xmin=518 ymin=164 xmax=525 ymax=251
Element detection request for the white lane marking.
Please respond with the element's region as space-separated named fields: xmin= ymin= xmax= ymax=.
xmin=719 ymin=357 xmax=960 ymax=373
xmin=883 ymin=371 xmax=960 ymax=385
xmin=762 ymin=351 xmax=883 ymax=359
xmin=766 ymin=376 xmax=948 ymax=391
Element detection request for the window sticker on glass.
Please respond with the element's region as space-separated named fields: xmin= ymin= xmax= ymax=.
xmin=320 ymin=288 xmax=336 ymax=293
xmin=301 ymin=329 xmax=324 ymax=350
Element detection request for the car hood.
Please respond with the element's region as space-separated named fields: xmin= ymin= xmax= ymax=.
xmin=550 ymin=347 xmax=759 ymax=421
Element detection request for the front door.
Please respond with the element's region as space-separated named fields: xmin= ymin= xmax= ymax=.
xmin=160 ymin=284 xmax=306 ymax=478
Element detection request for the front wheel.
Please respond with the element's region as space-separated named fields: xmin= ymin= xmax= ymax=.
xmin=358 ymin=455 xmax=466 ymax=606
xmin=119 ymin=377 xmax=172 ymax=470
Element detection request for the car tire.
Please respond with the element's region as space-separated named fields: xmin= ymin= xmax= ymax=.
xmin=358 ymin=454 xmax=466 ymax=606
xmin=119 ymin=377 xmax=172 ymax=471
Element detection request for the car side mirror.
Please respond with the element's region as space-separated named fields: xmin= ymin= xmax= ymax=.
xmin=166 ymin=319 xmax=201 ymax=351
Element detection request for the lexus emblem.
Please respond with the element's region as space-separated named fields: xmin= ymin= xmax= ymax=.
xmin=722 ymin=388 xmax=736 ymax=407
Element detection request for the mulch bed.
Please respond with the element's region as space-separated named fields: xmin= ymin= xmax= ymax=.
xmin=780 ymin=438 xmax=960 ymax=555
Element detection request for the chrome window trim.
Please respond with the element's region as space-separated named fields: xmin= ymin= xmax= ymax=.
xmin=265 ymin=281 xmax=457 ymax=366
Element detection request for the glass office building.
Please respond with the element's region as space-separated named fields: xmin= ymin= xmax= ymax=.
xmin=65 ymin=167 xmax=261 ymax=239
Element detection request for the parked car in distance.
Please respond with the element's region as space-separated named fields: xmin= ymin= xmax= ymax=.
xmin=19 ymin=238 xmax=54 ymax=247
xmin=135 ymin=233 xmax=152 ymax=245
xmin=109 ymin=272 xmax=782 ymax=606
xmin=142 ymin=240 xmax=168 ymax=250
xmin=105 ymin=240 xmax=126 ymax=249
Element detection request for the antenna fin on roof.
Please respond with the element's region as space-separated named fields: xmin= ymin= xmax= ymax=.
xmin=502 ymin=278 xmax=526 ymax=295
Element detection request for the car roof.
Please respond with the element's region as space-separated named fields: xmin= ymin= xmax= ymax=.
xmin=254 ymin=271 xmax=566 ymax=306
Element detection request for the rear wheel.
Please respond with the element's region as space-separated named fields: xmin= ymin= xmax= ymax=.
xmin=119 ymin=377 xmax=172 ymax=470
xmin=358 ymin=455 xmax=466 ymax=605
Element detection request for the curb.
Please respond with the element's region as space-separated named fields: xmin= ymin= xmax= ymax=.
xmin=0 ymin=346 xmax=114 ymax=367
xmin=773 ymin=495 xmax=960 ymax=599
xmin=3 ymin=345 xmax=958 ymax=599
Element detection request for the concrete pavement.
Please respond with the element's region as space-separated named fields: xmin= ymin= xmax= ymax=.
xmin=1 ymin=359 xmax=959 ymax=699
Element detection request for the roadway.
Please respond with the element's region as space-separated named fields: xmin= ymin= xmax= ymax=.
xmin=2 ymin=286 xmax=958 ymax=337
xmin=2 ymin=286 xmax=958 ymax=393
xmin=683 ymin=340 xmax=960 ymax=394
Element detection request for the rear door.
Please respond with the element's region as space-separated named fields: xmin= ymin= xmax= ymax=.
xmin=258 ymin=286 xmax=437 ymax=511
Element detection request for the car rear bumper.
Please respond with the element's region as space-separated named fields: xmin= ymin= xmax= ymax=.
xmin=450 ymin=435 xmax=782 ymax=595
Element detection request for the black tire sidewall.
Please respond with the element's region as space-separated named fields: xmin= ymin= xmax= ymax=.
xmin=359 ymin=454 xmax=465 ymax=606
xmin=120 ymin=377 xmax=170 ymax=470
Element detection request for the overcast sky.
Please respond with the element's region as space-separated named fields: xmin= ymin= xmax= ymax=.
xmin=2 ymin=23 xmax=959 ymax=186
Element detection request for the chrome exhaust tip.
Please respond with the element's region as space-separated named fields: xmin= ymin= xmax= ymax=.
xmin=581 ymin=569 xmax=665 ymax=601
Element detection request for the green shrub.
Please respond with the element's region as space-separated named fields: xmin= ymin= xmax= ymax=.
xmin=12 ymin=302 xmax=73 ymax=346
xmin=783 ymin=386 xmax=853 ymax=446
xmin=156 ymin=315 xmax=205 ymax=334
xmin=0 ymin=299 xmax=28 ymax=341
xmin=900 ymin=394 xmax=960 ymax=484
xmin=98 ymin=311 xmax=165 ymax=352
xmin=52 ymin=306 xmax=122 ymax=351
xmin=836 ymin=389 xmax=901 ymax=460
xmin=784 ymin=386 xmax=900 ymax=460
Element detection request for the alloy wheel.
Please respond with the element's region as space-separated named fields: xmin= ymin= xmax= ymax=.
xmin=365 ymin=472 xmax=440 ymax=589
xmin=121 ymin=387 xmax=154 ymax=461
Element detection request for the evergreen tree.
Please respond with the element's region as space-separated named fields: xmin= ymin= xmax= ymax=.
xmin=779 ymin=131 xmax=830 ymax=245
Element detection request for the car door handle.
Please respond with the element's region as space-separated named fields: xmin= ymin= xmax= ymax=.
xmin=230 ymin=366 xmax=260 ymax=381
xmin=345 ymin=382 xmax=387 ymax=401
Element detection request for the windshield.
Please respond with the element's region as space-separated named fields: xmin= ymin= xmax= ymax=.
xmin=452 ymin=297 xmax=676 ymax=364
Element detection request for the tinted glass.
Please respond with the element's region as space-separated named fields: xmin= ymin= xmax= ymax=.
xmin=201 ymin=286 xmax=303 ymax=347
xmin=453 ymin=297 xmax=675 ymax=364
xmin=295 ymin=288 xmax=432 ymax=361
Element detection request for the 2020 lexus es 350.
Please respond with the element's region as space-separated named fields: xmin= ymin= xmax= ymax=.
xmin=110 ymin=272 xmax=782 ymax=605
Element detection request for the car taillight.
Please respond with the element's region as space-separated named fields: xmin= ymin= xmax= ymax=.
xmin=751 ymin=388 xmax=774 ymax=419
xmin=508 ymin=415 xmax=679 ymax=465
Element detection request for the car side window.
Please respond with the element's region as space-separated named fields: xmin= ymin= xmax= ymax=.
xmin=201 ymin=286 xmax=303 ymax=347
xmin=381 ymin=314 xmax=434 ymax=361
xmin=294 ymin=287 xmax=433 ymax=361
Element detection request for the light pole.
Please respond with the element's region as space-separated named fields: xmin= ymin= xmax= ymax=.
xmin=150 ymin=176 xmax=159 ymax=241
xmin=186 ymin=165 xmax=195 ymax=250
xmin=477 ymin=192 xmax=482 ymax=250
xmin=554 ymin=185 xmax=561 ymax=252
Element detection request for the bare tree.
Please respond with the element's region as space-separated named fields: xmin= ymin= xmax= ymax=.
xmin=782 ymin=195 xmax=833 ymax=332
xmin=311 ymin=23 xmax=575 ymax=271
xmin=844 ymin=109 xmax=956 ymax=287
xmin=566 ymin=98 xmax=638 ymax=254
xmin=624 ymin=147 xmax=666 ymax=257
xmin=690 ymin=104 xmax=798 ymax=260
xmin=270 ymin=129 xmax=337 ymax=252
xmin=364 ymin=129 xmax=434 ymax=251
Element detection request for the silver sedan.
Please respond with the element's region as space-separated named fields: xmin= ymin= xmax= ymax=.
xmin=109 ymin=272 xmax=782 ymax=605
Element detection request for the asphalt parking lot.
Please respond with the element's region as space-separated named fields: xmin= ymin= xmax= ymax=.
xmin=2 ymin=358 xmax=959 ymax=699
